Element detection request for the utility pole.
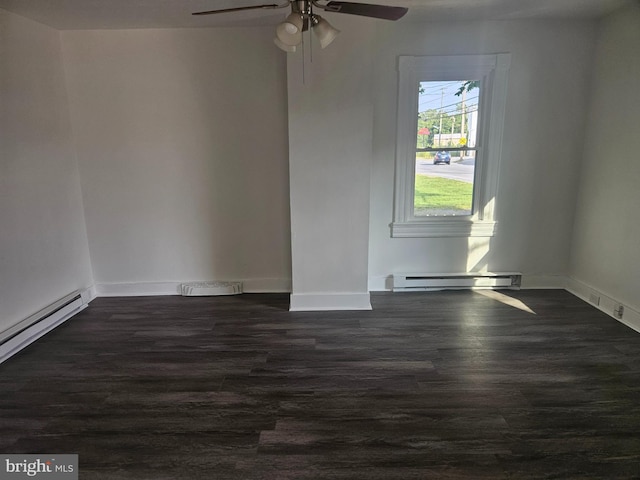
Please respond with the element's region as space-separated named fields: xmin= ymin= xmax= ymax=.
xmin=460 ymin=88 xmax=466 ymax=159
xmin=460 ymin=89 xmax=466 ymax=141
xmin=438 ymin=88 xmax=444 ymax=149
xmin=450 ymin=117 xmax=456 ymax=148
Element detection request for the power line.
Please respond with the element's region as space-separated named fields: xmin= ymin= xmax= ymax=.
xmin=419 ymin=82 xmax=460 ymax=91
xmin=418 ymin=94 xmax=480 ymax=108
xmin=439 ymin=106 xmax=479 ymax=116
xmin=418 ymin=97 xmax=479 ymax=113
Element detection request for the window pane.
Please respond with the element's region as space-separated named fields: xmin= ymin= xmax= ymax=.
xmin=415 ymin=80 xmax=480 ymax=217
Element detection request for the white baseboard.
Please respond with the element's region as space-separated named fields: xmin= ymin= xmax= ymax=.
xmin=81 ymin=285 xmax=98 ymax=303
xmin=289 ymin=293 xmax=372 ymax=312
xmin=95 ymin=278 xmax=292 ymax=297
xmin=566 ymin=277 xmax=640 ymax=334
xmin=96 ymin=282 xmax=181 ymax=297
xmin=241 ymin=278 xmax=291 ymax=293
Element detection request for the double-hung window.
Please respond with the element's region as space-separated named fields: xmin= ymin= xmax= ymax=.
xmin=392 ymin=54 xmax=511 ymax=238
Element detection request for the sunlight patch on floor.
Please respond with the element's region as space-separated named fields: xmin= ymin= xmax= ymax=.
xmin=476 ymin=289 xmax=536 ymax=314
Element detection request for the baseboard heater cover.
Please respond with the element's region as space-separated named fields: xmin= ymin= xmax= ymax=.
xmin=392 ymin=272 xmax=522 ymax=292
xmin=181 ymin=281 xmax=243 ymax=296
xmin=0 ymin=291 xmax=87 ymax=364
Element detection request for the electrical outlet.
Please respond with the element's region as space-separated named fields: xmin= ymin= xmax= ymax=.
xmin=589 ymin=293 xmax=600 ymax=306
xmin=614 ymin=304 xmax=624 ymax=319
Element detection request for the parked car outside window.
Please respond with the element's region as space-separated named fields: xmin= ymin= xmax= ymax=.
xmin=433 ymin=151 xmax=451 ymax=165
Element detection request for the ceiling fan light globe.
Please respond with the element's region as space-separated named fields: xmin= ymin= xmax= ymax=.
xmin=313 ymin=16 xmax=340 ymax=49
xmin=276 ymin=23 xmax=302 ymax=46
xmin=274 ymin=37 xmax=297 ymax=53
xmin=283 ymin=13 xmax=303 ymax=34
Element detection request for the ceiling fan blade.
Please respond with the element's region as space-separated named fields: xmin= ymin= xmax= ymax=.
xmin=322 ymin=1 xmax=408 ymax=20
xmin=192 ymin=4 xmax=283 ymax=16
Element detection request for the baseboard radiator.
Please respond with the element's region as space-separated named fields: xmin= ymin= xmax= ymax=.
xmin=392 ymin=272 xmax=522 ymax=292
xmin=0 ymin=291 xmax=87 ymax=364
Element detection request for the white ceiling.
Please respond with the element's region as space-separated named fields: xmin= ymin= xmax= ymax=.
xmin=0 ymin=0 xmax=630 ymax=30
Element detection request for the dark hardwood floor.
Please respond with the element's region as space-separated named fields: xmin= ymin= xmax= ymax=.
xmin=1 ymin=290 xmax=640 ymax=479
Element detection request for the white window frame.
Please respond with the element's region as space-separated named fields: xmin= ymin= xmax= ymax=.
xmin=391 ymin=53 xmax=511 ymax=238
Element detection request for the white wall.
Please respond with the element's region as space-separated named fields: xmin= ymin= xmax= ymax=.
xmin=2 ymin=7 xmax=629 ymax=320
xmin=287 ymin=18 xmax=374 ymax=310
xmin=368 ymin=19 xmax=596 ymax=290
xmin=569 ymin=5 xmax=640 ymax=314
xmin=61 ymin=28 xmax=292 ymax=293
xmin=0 ymin=9 xmax=93 ymax=331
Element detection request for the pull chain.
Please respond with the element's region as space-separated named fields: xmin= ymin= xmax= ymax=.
xmin=301 ymin=29 xmax=306 ymax=85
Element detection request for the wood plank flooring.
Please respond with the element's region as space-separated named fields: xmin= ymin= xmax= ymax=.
xmin=1 ymin=290 xmax=640 ymax=479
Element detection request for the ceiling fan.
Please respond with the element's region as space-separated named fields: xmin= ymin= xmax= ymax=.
xmin=193 ymin=1 xmax=408 ymax=51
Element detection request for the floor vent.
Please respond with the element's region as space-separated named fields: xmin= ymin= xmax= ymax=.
xmin=0 ymin=291 xmax=87 ymax=364
xmin=392 ymin=272 xmax=521 ymax=292
xmin=181 ymin=281 xmax=243 ymax=296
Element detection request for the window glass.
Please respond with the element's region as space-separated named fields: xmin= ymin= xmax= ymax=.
xmin=414 ymin=80 xmax=480 ymax=217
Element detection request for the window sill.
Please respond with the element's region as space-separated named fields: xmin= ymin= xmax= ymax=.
xmin=390 ymin=220 xmax=497 ymax=238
